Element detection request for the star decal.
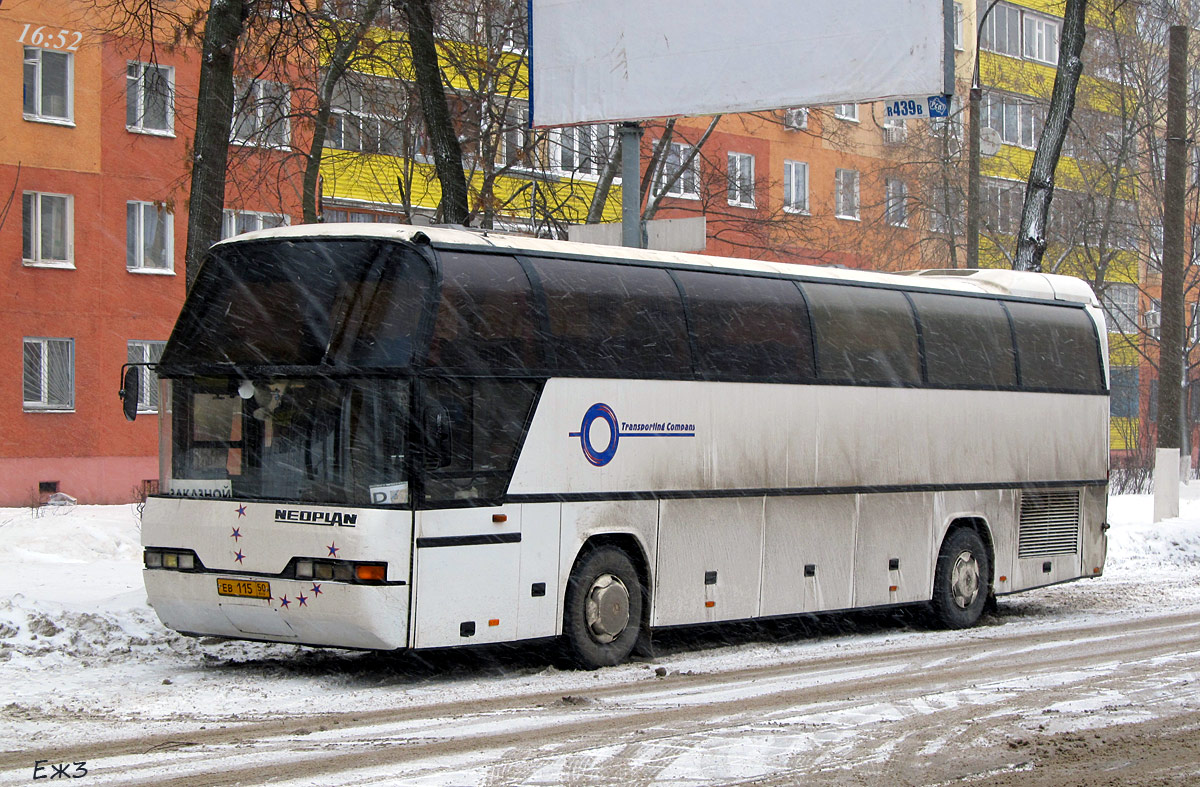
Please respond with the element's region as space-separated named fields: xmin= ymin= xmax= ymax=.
xmin=231 ymin=527 xmax=242 ymax=542
xmin=234 ymin=550 xmax=245 ymax=564
xmin=310 ymin=583 xmax=322 ymax=596
xmin=327 ymin=542 xmax=339 ymax=557
xmin=279 ymin=595 xmax=290 ymax=609
xmin=236 ymin=505 xmax=247 ymax=518
xmin=297 ymin=593 xmax=308 ymax=607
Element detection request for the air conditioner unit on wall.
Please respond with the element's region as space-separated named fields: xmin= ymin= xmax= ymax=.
xmin=784 ymin=108 xmax=808 ymax=131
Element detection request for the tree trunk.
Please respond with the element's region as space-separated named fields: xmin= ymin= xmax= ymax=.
xmin=302 ymin=0 xmax=386 ymax=224
xmin=184 ymin=0 xmax=248 ymax=291
xmin=398 ymin=0 xmax=470 ymax=225
xmin=1158 ymin=25 xmax=1189 ymax=452
xmin=1014 ymin=0 xmax=1087 ymax=272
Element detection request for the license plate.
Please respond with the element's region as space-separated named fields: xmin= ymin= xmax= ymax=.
xmin=216 ymin=578 xmax=271 ymax=600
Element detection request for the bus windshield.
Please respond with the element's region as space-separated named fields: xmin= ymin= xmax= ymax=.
xmin=161 ymin=239 xmax=431 ymax=370
xmin=168 ymin=376 xmax=410 ymax=506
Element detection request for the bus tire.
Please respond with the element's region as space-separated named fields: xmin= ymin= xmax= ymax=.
xmin=930 ymin=527 xmax=990 ymax=629
xmin=563 ymin=546 xmax=644 ymax=669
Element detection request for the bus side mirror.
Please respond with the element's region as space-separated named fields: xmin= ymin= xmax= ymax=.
xmin=120 ymin=365 xmax=140 ymax=422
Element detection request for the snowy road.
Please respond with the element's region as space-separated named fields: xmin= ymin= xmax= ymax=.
xmin=3 ymin=493 xmax=1200 ymax=785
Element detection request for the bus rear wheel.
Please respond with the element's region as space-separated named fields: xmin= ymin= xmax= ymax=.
xmin=930 ymin=527 xmax=990 ymax=629
xmin=563 ymin=546 xmax=644 ymax=669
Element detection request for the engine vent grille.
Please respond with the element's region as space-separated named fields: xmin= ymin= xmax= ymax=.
xmin=1018 ymin=491 xmax=1081 ymax=559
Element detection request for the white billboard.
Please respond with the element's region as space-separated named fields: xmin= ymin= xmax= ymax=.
xmin=530 ymin=0 xmax=950 ymax=128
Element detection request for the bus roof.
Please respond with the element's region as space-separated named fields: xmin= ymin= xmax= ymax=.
xmin=219 ymin=223 xmax=1099 ymax=307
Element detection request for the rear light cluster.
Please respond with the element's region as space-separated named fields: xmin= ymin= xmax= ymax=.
xmin=145 ymin=549 xmax=201 ymax=570
xmin=294 ymin=559 xmax=387 ymax=583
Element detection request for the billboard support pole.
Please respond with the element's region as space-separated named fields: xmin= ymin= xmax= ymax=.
xmin=620 ymin=122 xmax=643 ymax=248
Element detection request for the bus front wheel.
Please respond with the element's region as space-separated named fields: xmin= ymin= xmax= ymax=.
xmin=930 ymin=527 xmax=990 ymax=629
xmin=563 ymin=546 xmax=644 ymax=669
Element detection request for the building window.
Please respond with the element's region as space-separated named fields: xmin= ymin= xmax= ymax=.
xmin=1023 ymin=14 xmax=1060 ymax=65
xmin=981 ymin=177 xmax=1023 ymax=235
xmin=929 ymin=184 xmax=963 ymax=235
xmin=127 ymin=341 xmax=166 ymax=412
xmin=23 ymin=47 xmax=72 ymax=123
xmin=126 ymin=201 xmax=173 ymax=272
xmin=1102 ymin=283 xmax=1138 ymax=334
xmin=1110 ymin=365 xmax=1139 ymax=418
xmin=126 ymin=62 xmax=174 ymax=134
xmin=221 ymin=209 xmax=289 ymax=239
xmin=885 ymin=178 xmax=908 ymax=227
xmin=22 ymin=192 xmax=72 ymax=266
xmin=232 ymin=79 xmax=290 ymax=147
xmin=783 ymin=160 xmax=809 ymax=213
xmin=495 ymin=100 xmax=531 ymax=168
xmin=656 ymin=141 xmax=700 ymax=198
xmin=954 ymin=3 xmax=964 ymax=50
xmin=327 ymin=76 xmax=408 ymax=156
xmin=979 ymin=2 xmax=1022 ymax=57
xmin=23 ymin=337 xmax=74 ymax=411
xmin=834 ymin=103 xmax=858 ymax=121
xmin=727 ymin=152 xmax=755 ymax=207
xmin=982 ymin=91 xmax=1042 ymax=149
xmin=1192 ymin=302 xmax=1200 ymax=344
xmin=882 ymin=114 xmax=907 ymax=144
xmin=551 ymin=123 xmax=616 ymax=176
xmin=835 ymin=168 xmax=859 ymax=220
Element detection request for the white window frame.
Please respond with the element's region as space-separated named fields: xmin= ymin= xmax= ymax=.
xmin=835 ymin=168 xmax=860 ymax=220
xmin=727 ymin=152 xmax=755 ymax=208
xmin=834 ymin=103 xmax=859 ymax=122
xmin=1102 ymin=283 xmax=1138 ymax=334
xmin=982 ymin=91 xmax=1041 ymax=149
xmin=1191 ymin=302 xmax=1200 ymax=344
xmin=126 ymin=201 xmax=174 ymax=273
xmin=23 ymin=337 xmax=74 ymax=412
xmin=1023 ymin=13 xmax=1060 ymax=65
xmin=929 ymin=185 xmax=962 ymax=235
xmin=885 ymin=178 xmax=908 ymax=227
xmin=954 ymin=3 xmax=964 ymax=50
xmin=127 ymin=340 xmax=166 ymax=412
xmin=232 ymin=79 xmax=291 ymax=148
xmin=783 ymin=160 xmax=809 ymax=214
xmin=22 ymin=191 xmax=73 ymax=268
xmin=980 ymin=2 xmax=1022 ymax=57
xmin=656 ymin=141 xmax=700 ymax=199
xmin=126 ymin=61 xmax=175 ymax=135
xmin=221 ymin=209 xmax=290 ymax=239
xmin=23 ymin=47 xmax=73 ymax=124
xmin=496 ymin=100 xmax=531 ymax=169
xmin=550 ymin=123 xmax=616 ymax=178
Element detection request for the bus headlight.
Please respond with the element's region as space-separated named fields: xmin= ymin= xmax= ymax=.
xmin=145 ymin=549 xmax=200 ymax=571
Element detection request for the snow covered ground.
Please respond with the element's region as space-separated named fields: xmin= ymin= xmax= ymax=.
xmin=3 ymin=488 xmax=1200 ymax=785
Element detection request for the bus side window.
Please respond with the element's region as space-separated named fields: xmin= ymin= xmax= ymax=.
xmin=909 ymin=292 xmax=1017 ymax=388
xmin=531 ymin=258 xmax=690 ymax=376
xmin=1005 ymin=302 xmax=1104 ymax=392
xmin=802 ymin=282 xmax=921 ymax=386
xmin=674 ymin=270 xmax=814 ymax=382
xmin=427 ymin=253 xmax=540 ymax=373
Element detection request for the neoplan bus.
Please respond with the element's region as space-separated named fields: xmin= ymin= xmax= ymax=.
xmin=124 ymin=225 xmax=1109 ymax=669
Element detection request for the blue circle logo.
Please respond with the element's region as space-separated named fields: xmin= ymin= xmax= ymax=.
xmin=575 ymin=403 xmax=619 ymax=466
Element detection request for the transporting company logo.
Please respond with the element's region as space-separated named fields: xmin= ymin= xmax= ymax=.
xmin=569 ymin=402 xmax=695 ymax=467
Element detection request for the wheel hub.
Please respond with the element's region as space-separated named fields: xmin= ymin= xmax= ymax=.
xmin=950 ymin=550 xmax=981 ymax=610
xmin=585 ymin=573 xmax=630 ymax=643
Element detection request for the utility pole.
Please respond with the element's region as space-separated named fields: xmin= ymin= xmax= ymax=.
xmin=1155 ymin=24 xmax=1188 ymax=521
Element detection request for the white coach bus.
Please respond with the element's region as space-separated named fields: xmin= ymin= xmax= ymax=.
xmin=125 ymin=225 xmax=1109 ymax=668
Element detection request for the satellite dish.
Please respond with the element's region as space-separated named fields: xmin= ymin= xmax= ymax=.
xmin=980 ymin=127 xmax=1002 ymax=157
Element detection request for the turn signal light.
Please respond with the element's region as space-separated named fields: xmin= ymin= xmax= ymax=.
xmin=355 ymin=564 xmax=387 ymax=582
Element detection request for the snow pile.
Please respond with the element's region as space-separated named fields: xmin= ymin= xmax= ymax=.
xmin=1106 ymin=490 xmax=1200 ymax=573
